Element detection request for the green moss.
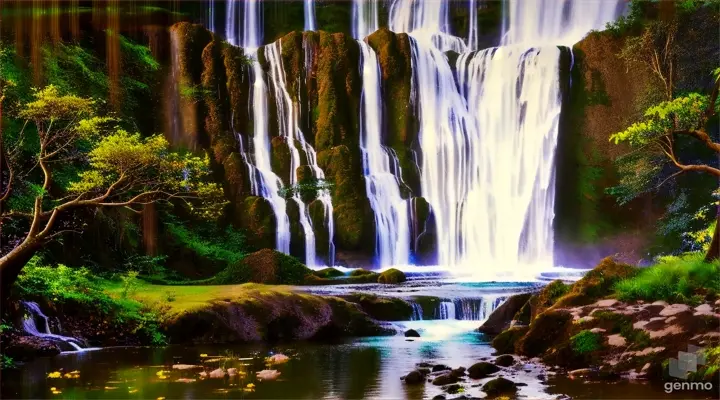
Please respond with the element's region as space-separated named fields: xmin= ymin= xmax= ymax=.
xmin=530 ymin=280 xmax=570 ymax=319
xmin=570 ymin=330 xmax=602 ymax=354
xmin=350 ymin=269 xmax=375 ymax=276
xmin=313 ymin=268 xmax=345 ymax=279
xmin=378 ymin=268 xmax=406 ymax=284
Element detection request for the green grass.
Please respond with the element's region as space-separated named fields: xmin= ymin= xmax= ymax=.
xmin=613 ymin=253 xmax=720 ymax=304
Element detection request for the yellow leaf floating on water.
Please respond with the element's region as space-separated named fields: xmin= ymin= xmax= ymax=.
xmin=246 ymin=383 xmax=255 ymax=388
xmin=129 ymin=389 xmax=138 ymax=394
xmin=104 ymin=386 xmax=118 ymax=390
xmin=47 ymin=371 xmax=62 ymax=379
xmin=200 ymin=354 xmax=208 ymax=357
xmin=157 ymin=397 xmax=165 ymax=400
xmin=50 ymin=387 xmax=57 ymax=391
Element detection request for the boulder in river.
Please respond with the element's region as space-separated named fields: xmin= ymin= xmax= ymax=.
xmin=402 ymin=370 xmax=425 ymax=385
xmin=405 ymin=329 xmax=420 ymax=337
xmin=482 ymin=377 xmax=518 ymax=396
xmin=494 ymin=354 xmax=516 ymax=367
xmin=467 ymin=362 xmax=500 ymax=379
xmin=432 ymin=373 xmax=459 ymax=385
xmin=477 ymin=292 xmax=533 ymax=334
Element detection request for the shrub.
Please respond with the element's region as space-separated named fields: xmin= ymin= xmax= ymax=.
xmin=570 ymin=330 xmax=601 ymax=355
xmin=614 ymin=253 xmax=720 ymax=304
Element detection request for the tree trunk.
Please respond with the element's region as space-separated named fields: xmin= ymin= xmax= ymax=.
xmin=706 ymin=214 xmax=719 ymax=262
xmin=0 ymin=238 xmax=41 ymax=299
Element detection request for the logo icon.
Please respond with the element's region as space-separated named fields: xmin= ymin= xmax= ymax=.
xmin=668 ymin=345 xmax=707 ymax=379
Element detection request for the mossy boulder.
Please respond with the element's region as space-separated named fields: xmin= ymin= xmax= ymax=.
xmin=378 ymin=268 xmax=407 ymax=284
xmin=213 ymin=249 xmax=312 ymax=285
xmin=491 ymin=326 xmax=529 ymax=355
xmin=516 ymin=310 xmax=573 ymax=357
xmin=467 ymin=362 xmax=500 ymax=379
xmin=494 ymin=354 xmax=516 ymax=367
xmin=555 ymin=257 xmax=637 ymax=307
xmin=313 ymin=267 xmax=345 ymax=279
xmin=530 ymin=280 xmax=570 ymax=319
xmin=343 ymin=294 xmax=413 ymax=321
xmin=240 ymin=196 xmax=277 ymax=250
xmin=402 ymin=370 xmax=425 ymax=385
xmin=482 ymin=377 xmax=517 ymax=397
xmin=478 ymin=292 xmax=533 ymax=334
xmin=350 ymin=268 xmax=374 ymax=277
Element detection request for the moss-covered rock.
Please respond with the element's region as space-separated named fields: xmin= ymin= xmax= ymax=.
xmin=213 ymin=249 xmax=312 ymax=285
xmin=378 ymin=268 xmax=406 ymax=284
xmin=164 ymin=287 xmax=391 ymax=344
xmin=308 ymin=199 xmax=331 ymax=261
xmin=530 ymin=280 xmax=570 ymax=320
xmin=241 ymin=196 xmax=277 ymax=250
xmin=482 ymin=377 xmax=518 ymax=397
xmin=343 ymin=293 xmax=413 ymax=321
xmin=271 ymin=136 xmax=293 ymax=185
xmin=467 ymin=362 xmax=500 ymax=379
xmin=491 ymin=326 xmax=528 ymax=355
xmin=313 ymin=267 xmax=345 ymax=279
xmin=367 ymin=29 xmax=420 ymax=193
xmin=318 ymin=145 xmax=375 ymax=252
xmin=478 ymin=292 xmax=533 ymax=334
xmin=557 ymin=257 xmax=637 ymax=305
xmin=516 ymin=310 xmax=573 ymax=357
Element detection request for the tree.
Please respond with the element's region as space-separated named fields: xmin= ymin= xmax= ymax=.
xmin=610 ymin=72 xmax=720 ymax=261
xmin=0 ymin=86 xmax=226 ymax=294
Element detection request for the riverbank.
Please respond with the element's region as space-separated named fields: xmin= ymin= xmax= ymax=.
xmin=480 ymin=254 xmax=720 ymax=392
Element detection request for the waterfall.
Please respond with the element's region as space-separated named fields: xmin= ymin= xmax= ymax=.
xmin=304 ymin=0 xmax=316 ymax=31
xmin=453 ymin=47 xmax=561 ymax=269
xmin=358 ymin=40 xmax=411 ymax=267
xmin=207 ymin=0 xmax=215 ymax=33
xmin=21 ymin=302 xmax=85 ymax=352
xmin=467 ymin=0 xmax=477 ymax=49
xmin=199 ymin=0 xmax=625 ymax=272
xmin=251 ymin=60 xmax=292 ymax=254
xmin=224 ymin=0 xmax=263 ymax=49
xmin=265 ymin=41 xmax=334 ymax=266
xmin=437 ymin=301 xmax=456 ymax=320
xmin=410 ymin=302 xmax=423 ymax=321
xmin=352 ymin=0 xmax=379 ymax=40
xmin=502 ymin=0 xmax=626 ymax=46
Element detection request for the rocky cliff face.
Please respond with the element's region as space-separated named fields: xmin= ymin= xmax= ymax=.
xmin=555 ymin=30 xmax=664 ymax=267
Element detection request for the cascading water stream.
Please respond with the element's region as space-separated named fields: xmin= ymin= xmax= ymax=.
xmin=265 ymin=41 xmax=334 ymax=267
xmin=352 ymin=0 xmax=378 ymax=40
xmin=21 ymin=302 xmax=85 ymax=352
xmin=304 ymin=0 xmax=316 ymax=31
xmin=251 ymin=61 xmax=292 ymax=254
xmin=358 ymin=40 xmax=411 ymax=267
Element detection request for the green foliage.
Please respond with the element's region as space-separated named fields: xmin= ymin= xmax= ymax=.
xmin=15 ymin=258 xmax=166 ymax=345
xmin=166 ymin=222 xmax=247 ymax=265
xmin=570 ymin=330 xmax=601 ymax=354
xmin=610 ymin=93 xmax=711 ymax=146
xmin=614 ymin=253 xmax=720 ymax=303
xmin=120 ymin=270 xmax=140 ymax=298
xmin=278 ymin=179 xmax=334 ymax=200
xmin=1 ymin=355 xmax=15 ymax=370
xmin=213 ymin=249 xmax=311 ymax=285
xmin=604 ymin=0 xmax=646 ymax=36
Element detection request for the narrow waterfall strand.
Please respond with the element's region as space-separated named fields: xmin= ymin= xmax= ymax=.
xmin=358 ymin=40 xmax=411 ymax=267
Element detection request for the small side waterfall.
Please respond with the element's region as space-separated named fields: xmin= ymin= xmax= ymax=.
xmin=265 ymin=41 xmax=335 ymax=266
xmin=437 ymin=301 xmax=456 ymax=320
xmin=21 ymin=302 xmax=86 ymax=352
xmin=358 ymin=40 xmax=411 ymax=266
xmin=408 ymin=297 xmax=506 ymax=321
xmin=410 ymin=302 xmax=423 ymax=321
xmin=251 ymin=60 xmax=292 ymax=254
xmin=304 ymin=0 xmax=316 ymax=31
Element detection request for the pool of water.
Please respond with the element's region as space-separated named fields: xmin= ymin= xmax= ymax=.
xmin=6 ymin=318 xmax=715 ymax=400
